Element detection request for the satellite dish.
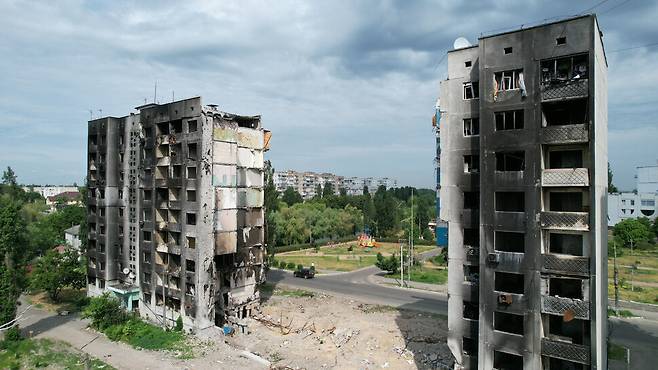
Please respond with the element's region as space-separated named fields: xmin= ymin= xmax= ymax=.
xmin=122 ymin=268 xmax=130 ymax=275
xmin=453 ymin=37 xmax=471 ymax=50
xmin=128 ymin=272 xmax=136 ymax=279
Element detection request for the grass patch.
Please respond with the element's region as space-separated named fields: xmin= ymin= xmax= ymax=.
xmin=608 ymin=283 xmax=658 ymax=304
xmin=274 ymin=255 xmax=378 ymax=272
xmin=608 ymin=342 xmax=628 ymax=361
xmin=274 ymin=288 xmax=315 ymax=298
xmin=103 ymin=318 xmax=192 ymax=358
xmin=0 ymin=338 xmax=113 ymax=370
xmin=357 ymin=303 xmax=398 ymax=314
xmin=385 ymin=264 xmax=448 ymax=285
xmin=24 ymin=288 xmax=89 ymax=313
xmin=607 ymin=308 xmax=636 ymax=318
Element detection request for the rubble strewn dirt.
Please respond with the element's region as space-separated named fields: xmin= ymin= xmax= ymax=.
xmin=222 ymin=285 xmax=453 ymax=369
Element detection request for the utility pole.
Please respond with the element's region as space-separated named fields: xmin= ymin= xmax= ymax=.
xmin=613 ymin=241 xmax=619 ymax=314
xmin=400 ymin=241 xmax=404 ymax=287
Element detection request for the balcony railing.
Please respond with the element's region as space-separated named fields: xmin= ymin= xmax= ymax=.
xmin=542 ymin=168 xmax=589 ymax=187
xmin=541 ymin=338 xmax=590 ymax=365
xmin=542 ymin=254 xmax=589 ymax=276
xmin=541 ymin=79 xmax=588 ymax=102
xmin=541 ymin=295 xmax=590 ymax=320
xmin=540 ymin=211 xmax=589 ymax=231
xmin=541 ymin=124 xmax=588 ymax=144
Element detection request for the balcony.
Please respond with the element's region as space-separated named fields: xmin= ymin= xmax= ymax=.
xmin=541 ymin=124 xmax=588 ymax=144
xmin=540 ymin=211 xmax=588 ymax=231
xmin=88 ymin=144 xmax=98 ymax=153
xmin=540 ymin=79 xmax=588 ymax=102
xmin=156 ymin=156 xmax=171 ymax=166
xmin=166 ymin=222 xmax=182 ymax=232
xmin=541 ymin=295 xmax=589 ymax=320
xmin=494 ymin=171 xmax=524 ymax=187
xmin=541 ymin=338 xmax=590 ymax=365
xmin=168 ymin=200 xmax=182 ymax=210
xmin=542 ymin=254 xmax=589 ymax=276
xmin=542 ymin=168 xmax=589 ymax=187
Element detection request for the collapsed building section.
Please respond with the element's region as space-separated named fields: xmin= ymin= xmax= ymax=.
xmin=86 ymin=97 xmax=271 ymax=332
xmin=439 ymin=15 xmax=607 ymax=370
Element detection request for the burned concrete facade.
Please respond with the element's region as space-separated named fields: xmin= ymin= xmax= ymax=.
xmin=86 ymin=97 xmax=271 ymax=332
xmin=439 ymin=15 xmax=607 ymax=369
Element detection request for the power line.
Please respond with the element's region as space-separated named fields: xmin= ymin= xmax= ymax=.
xmin=580 ymin=0 xmax=613 ymax=14
xmin=599 ymin=0 xmax=633 ymax=15
xmin=609 ymin=41 xmax=658 ymax=53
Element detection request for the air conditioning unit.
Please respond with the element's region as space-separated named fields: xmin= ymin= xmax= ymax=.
xmin=487 ymin=253 xmax=500 ymax=264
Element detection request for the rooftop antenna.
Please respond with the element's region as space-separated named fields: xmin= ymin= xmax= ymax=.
xmin=98 ymin=109 xmax=103 ymax=117
xmin=154 ymin=81 xmax=157 ymax=103
xmin=172 ymin=90 xmax=175 ymax=102
xmin=89 ymin=110 xmax=93 ymax=120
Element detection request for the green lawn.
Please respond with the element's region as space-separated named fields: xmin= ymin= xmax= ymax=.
xmin=273 ymin=255 xmax=378 ymax=272
xmin=608 ymin=283 xmax=658 ymax=305
xmin=608 ymin=342 xmax=628 ymax=362
xmin=385 ymin=265 xmax=448 ymax=285
xmin=0 ymin=338 xmax=114 ymax=370
xmin=101 ymin=318 xmax=193 ymax=359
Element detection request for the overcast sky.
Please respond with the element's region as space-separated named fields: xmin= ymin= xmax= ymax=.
xmin=0 ymin=0 xmax=656 ymax=190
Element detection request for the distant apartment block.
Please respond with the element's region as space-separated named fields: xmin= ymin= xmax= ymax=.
xmin=86 ymin=97 xmax=271 ymax=332
xmin=608 ymin=164 xmax=658 ymax=226
xmin=439 ymin=15 xmax=607 ymax=370
xmin=273 ymin=170 xmax=397 ymax=199
xmin=23 ymin=186 xmax=79 ymax=199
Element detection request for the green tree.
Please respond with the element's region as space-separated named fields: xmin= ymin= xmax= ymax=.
xmin=263 ymin=161 xmax=279 ymax=213
xmin=2 ymin=166 xmax=17 ymax=186
xmin=0 ymin=198 xmax=27 ymax=327
xmin=608 ymin=163 xmax=619 ymax=193
xmin=281 ymin=187 xmax=303 ymax=206
xmin=373 ymin=185 xmax=397 ymax=236
xmin=375 ymin=252 xmax=398 ymax=274
xmin=314 ymin=184 xmax=323 ymax=199
xmin=613 ymin=218 xmax=652 ymax=248
xmin=30 ymin=249 xmax=86 ymax=301
xmin=322 ymin=183 xmax=334 ymax=198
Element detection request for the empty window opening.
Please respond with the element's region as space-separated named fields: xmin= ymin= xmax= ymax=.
xmin=495 ymin=272 xmax=524 ymax=294
xmin=169 ymin=188 xmax=180 ymax=201
xmin=549 ymin=233 xmax=583 ymax=256
xmin=463 ymin=118 xmax=480 ymax=136
xmin=556 ymin=36 xmax=567 ymax=45
xmin=155 ymin=251 xmax=168 ymax=265
xmin=547 ymin=357 xmax=585 ymax=370
xmin=504 ymin=47 xmax=513 ymax=54
xmin=187 ymin=236 xmax=196 ymax=249
xmin=495 ymin=231 xmax=525 ymax=253
xmin=463 ymin=82 xmax=479 ymax=100
xmin=494 ymin=69 xmax=523 ymax=91
xmin=157 ymin=121 xmax=169 ymax=135
xmin=465 ymin=60 xmax=472 ymax=68
xmin=463 ymin=337 xmax=477 ymax=355
xmin=549 ymin=192 xmax=583 ymax=212
xmin=464 ymin=155 xmax=480 ymax=173
xmin=463 ymin=228 xmax=479 ymax=247
xmin=495 ymin=192 xmax=525 ymax=212
xmin=143 ymin=189 xmax=152 ymax=201
xmin=169 ymin=254 xmax=181 ymax=268
xmin=463 ymin=301 xmax=478 ymax=320
xmin=549 ymin=150 xmax=583 ymax=168
xmin=495 ymin=110 xmax=524 ymax=130
xmin=464 ymin=265 xmax=479 ymax=284
xmin=186 ymin=259 xmax=196 ymax=272
xmin=143 ymin=251 xmax=152 ymax=264
xmin=156 ymin=188 xmax=169 ymax=203
xmin=548 ymin=315 xmax=586 ymax=344
xmin=541 ymin=54 xmax=588 ymax=82
xmin=464 ymin=191 xmax=479 ymax=210
xmin=493 ymin=350 xmax=523 ymax=370
xmin=496 ymin=151 xmax=525 ymax=171
xmin=542 ymin=98 xmax=589 ymax=127
xmin=186 ymin=213 xmax=197 ymax=225
xmin=172 ymin=165 xmax=182 ymax=178
xmin=549 ymin=277 xmax=583 ymax=299
xmin=494 ymin=311 xmax=524 ymax=335
xmin=170 ymin=143 xmax=181 ymax=159
xmin=168 ymin=210 xmax=180 ymax=224
xmin=155 ymin=166 xmax=168 ymax=180
xmin=143 ymin=231 xmax=152 ymax=242
xmin=170 ymin=119 xmax=183 ymax=134
xmin=187 ymin=166 xmax=197 ymax=179
xmin=187 ymin=190 xmax=197 ymax=202
xmin=89 ymin=135 xmax=98 ymax=146
xmin=144 ymin=127 xmax=153 ymax=139
xmin=100 ymin=226 xmax=105 ymax=235
xmin=188 ymin=143 xmax=198 ymax=161
xmin=188 ymin=120 xmax=198 ymax=133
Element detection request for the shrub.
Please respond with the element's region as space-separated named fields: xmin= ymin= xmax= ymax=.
xmin=3 ymin=326 xmax=22 ymax=342
xmin=175 ymin=316 xmax=183 ymax=332
xmin=375 ymin=253 xmax=399 ymax=274
xmin=82 ymin=293 xmax=127 ymax=330
xmin=296 ymin=264 xmax=303 ymax=271
xmin=286 ymin=262 xmax=296 ymax=270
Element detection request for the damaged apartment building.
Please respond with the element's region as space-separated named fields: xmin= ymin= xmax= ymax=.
xmin=86 ymin=97 xmax=271 ymax=332
xmin=439 ymin=15 xmax=607 ymax=369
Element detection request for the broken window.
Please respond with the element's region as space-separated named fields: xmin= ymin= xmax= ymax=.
xmin=465 ymin=60 xmax=472 ymax=68
xmin=464 ymin=265 xmax=479 ymax=284
xmin=549 ymin=192 xmax=583 ymax=212
xmin=504 ymin=47 xmax=513 ymax=54
xmin=155 ymin=165 xmax=168 ymax=180
xmin=169 ymin=188 xmax=180 ymax=201
xmin=143 ymin=231 xmax=151 ymax=242
xmin=541 ymin=54 xmax=588 ymax=82
xmin=143 ymin=251 xmax=151 ymax=264
xmin=172 ymin=165 xmax=182 ymax=179
xmin=188 ymin=120 xmax=197 ymax=133
xmin=187 ymin=190 xmax=196 ymax=202
xmin=549 ymin=150 xmax=583 ymax=168
xmin=187 ymin=143 xmax=198 ymax=161
xmin=143 ymin=293 xmax=152 ymax=303
xmin=186 ymin=213 xmax=197 ymax=225
xmin=494 ymin=110 xmax=524 ymax=130
xmin=494 ymin=311 xmax=524 ymax=335
xmin=155 ymin=252 xmax=168 ymax=265
xmin=463 ymin=118 xmax=480 ymax=136
xmin=187 ymin=236 xmax=196 ymax=249
xmin=169 ymin=232 xmax=181 ymax=247
xmin=463 ymin=228 xmax=479 ymax=247
xmin=157 ymin=121 xmax=169 ymax=136
xmin=143 ymin=189 xmax=152 ymax=201
xmin=548 ymin=315 xmax=587 ymax=345
xmin=549 ymin=277 xmax=583 ymax=299
xmin=496 ymin=151 xmax=525 ymax=171
xmin=556 ymin=36 xmax=567 ymax=45
xmin=186 ymin=283 xmax=196 ymax=296
xmin=495 ymin=192 xmax=525 ymax=212
xmin=493 ymin=350 xmax=523 ymax=370
xmin=100 ymin=226 xmax=105 ymax=235
xmin=463 ymin=302 xmax=479 ymax=320
xmin=494 ymin=69 xmax=523 ymax=91
xmin=464 ymin=191 xmax=479 ymax=210
xmin=187 ymin=166 xmax=197 ymax=179
xmin=463 ymin=337 xmax=477 ymax=355
xmin=542 ymin=98 xmax=589 ymax=127
xmin=495 ymin=231 xmax=525 ymax=253
xmin=186 ymin=259 xmax=196 ymax=272
xmin=463 ymin=155 xmax=479 ymax=173
xmin=495 ymin=272 xmax=524 ymax=294
xmin=463 ymin=82 xmax=479 ymax=100
xmin=170 ymin=119 xmax=182 ymax=134
xmin=168 ymin=210 xmax=180 ymax=224
xmin=549 ymin=233 xmax=583 ymax=256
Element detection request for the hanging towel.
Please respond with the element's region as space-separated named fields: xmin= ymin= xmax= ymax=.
xmin=518 ymin=72 xmax=527 ymax=98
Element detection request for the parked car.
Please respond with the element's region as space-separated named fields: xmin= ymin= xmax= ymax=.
xmin=294 ymin=267 xmax=315 ymax=279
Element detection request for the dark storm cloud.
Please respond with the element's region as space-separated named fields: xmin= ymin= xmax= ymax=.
xmin=0 ymin=0 xmax=656 ymax=189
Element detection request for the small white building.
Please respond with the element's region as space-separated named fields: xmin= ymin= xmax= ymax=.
xmin=64 ymin=225 xmax=82 ymax=250
xmin=608 ymin=165 xmax=658 ymax=226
